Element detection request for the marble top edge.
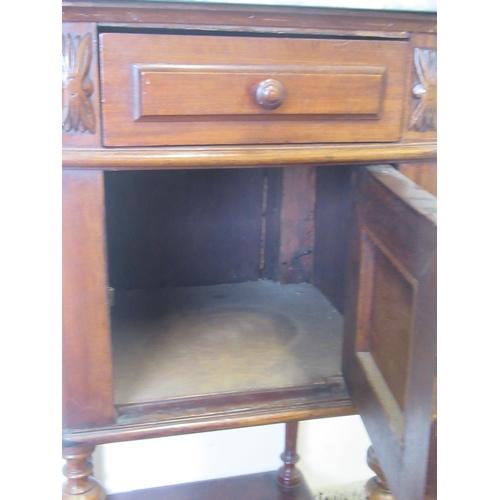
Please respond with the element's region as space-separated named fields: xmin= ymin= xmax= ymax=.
xmin=126 ymin=0 xmax=436 ymax=13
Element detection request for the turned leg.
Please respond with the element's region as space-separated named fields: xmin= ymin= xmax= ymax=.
xmin=365 ymin=446 xmax=394 ymax=500
xmin=277 ymin=421 xmax=303 ymax=489
xmin=62 ymin=442 xmax=106 ymax=500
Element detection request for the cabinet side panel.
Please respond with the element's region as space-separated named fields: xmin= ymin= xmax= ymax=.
xmin=62 ymin=170 xmax=115 ymax=429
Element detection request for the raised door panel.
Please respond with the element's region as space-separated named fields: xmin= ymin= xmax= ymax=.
xmin=343 ymin=165 xmax=436 ymax=500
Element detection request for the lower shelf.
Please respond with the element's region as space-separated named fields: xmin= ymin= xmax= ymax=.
xmin=106 ymin=471 xmax=314 ymax=500
xmin=111 ymin=280 xmax=344 ymax=405
xmin=64 ymin=281 xmax=353 ymax=444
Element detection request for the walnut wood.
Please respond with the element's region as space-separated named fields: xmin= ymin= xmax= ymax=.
xmin=255 ymin=78 xmax=287 ymax=111
xmin=114 ymin=380 xmax=350 ymax=420
xmin=398 ymin=161 xmax=437 ymax=197
xmin=402 ymin=33 xmax=437 ymax=143
xmin=107 ymin=471 xmax=314 ymax=500
xmin=134 ymin=66 xmax=383 ymax=118
xmin=365 ymin=446 xmax=395 ymax=500
xmin=343 ymin=165 xmax=436 ymax=500
xmin=62 ymin=443 xmax=106 ymax=499
xmin=62 ymin=2 xmax=436 ymax=37
xmin=110 ymin=282 xmax=344 ymax=404
xmin=62 ymin=143 xmax=437 ymax=169
xmin=277 ymin=421 xmax=303 ymax=489
xmin=62 ymin=4 xmax=438 ymax=498
xmin=100 ymin=33 xmax=408 ymax=146
xmin=279 ymin=167 xmax=316 ymax=284
xmin=63 ymin=401 xmax=355 ymax=446
xmin=62 ymin=170 xmax=115 ymax=429
xmin=62 ymin=23 xmax=101 ymax=148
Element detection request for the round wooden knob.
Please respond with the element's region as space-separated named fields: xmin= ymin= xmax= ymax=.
xmin=255 ymin=79 xmax=286 ymax=110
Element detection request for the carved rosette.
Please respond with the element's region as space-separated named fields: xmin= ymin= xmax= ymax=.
xmin=409 ymin=48 xmax=437 ymax=131
xmin=62 ymin=33 xmax=96 ymax=133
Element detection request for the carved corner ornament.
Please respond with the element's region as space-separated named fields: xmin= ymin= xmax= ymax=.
xmin=409 ymin=48 xmax=437 ymax=132
xmin=62 ymin=33 xmax=96 ymax=133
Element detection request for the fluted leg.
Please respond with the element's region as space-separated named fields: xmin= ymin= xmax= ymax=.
xmin=365 ymin=446 xmax=394 ymax=500
xmin=62 ymin=442 xmax=106 ymax=500
xmin=277 ymin=421 xmax=303 ymax=489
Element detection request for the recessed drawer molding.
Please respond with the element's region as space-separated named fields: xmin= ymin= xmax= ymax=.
xmin=132 ymin=64 xmax=386 ymax=120
xmin=100 ymin=33 xmax=409 ymax=146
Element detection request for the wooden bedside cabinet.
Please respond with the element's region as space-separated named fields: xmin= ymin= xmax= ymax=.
xmin=62 ymin=3 xmax=437 ymax=499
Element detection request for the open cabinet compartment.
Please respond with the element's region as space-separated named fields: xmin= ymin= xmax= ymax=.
xmin=103 ymin=165 xmax=354 ymax=419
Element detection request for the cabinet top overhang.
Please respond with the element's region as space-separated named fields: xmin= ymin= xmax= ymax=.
xmin=62 ymin=1 xmax=436 ymax=34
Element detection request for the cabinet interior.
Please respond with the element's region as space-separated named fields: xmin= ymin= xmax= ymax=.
xmin=104 ymin=165 xmax=353 ymax=409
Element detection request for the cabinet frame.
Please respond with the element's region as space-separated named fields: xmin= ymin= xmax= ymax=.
xmin=62 ymin=4 xmax=437 ymax=499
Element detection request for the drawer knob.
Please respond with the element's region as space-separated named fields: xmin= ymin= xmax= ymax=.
xmin=255 ymin=79 xmax=286 ymax=110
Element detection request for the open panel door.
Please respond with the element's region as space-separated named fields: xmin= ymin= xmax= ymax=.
xmin=343 ymin=165 xmax=436 ymax=500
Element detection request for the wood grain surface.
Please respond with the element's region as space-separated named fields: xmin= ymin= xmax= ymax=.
xmin=100 ymin=33 xmax=408 ymax=146
xmin=62 ymin=170 xmax=115 ymax=429
xmin=343 ymin=165 xmax=436 ymax=500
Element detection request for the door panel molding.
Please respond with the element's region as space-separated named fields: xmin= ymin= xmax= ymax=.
xmin=343 ymin=165 xmax=436 ymax=500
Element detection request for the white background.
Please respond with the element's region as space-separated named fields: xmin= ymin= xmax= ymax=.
xmin=95 ymin=416 xmax=372 ymax=494
xmin=4 ymin=1 xmax=499 ymax=499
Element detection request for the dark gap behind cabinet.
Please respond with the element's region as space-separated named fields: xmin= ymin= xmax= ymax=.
xmin=104 ymin=166 xmax=351 ymax=305
xmin=313 ymin=165 xmax=352 ymax=315
xmin=104 ymin=168 xmax=282 ymax=289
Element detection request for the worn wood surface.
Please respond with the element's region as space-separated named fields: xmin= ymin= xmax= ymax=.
xmin=62 ymin=2 xmax=436 ymax=36
xmin=100 ymin=33 xmax=408 ymax=146
xmin=279 ymin=167 xmax=316 ymax=284
xmin=277 ymin=421 xmax=303 ymax=489
xmin=62 ymin=170 xmax=115 ymax=429
xmin=61 ymin=4 xmax=438 ymax=497
xmin=107 ymin=471 xmax=314 ymax=500
xmin=402 ymin=33 xmax=437 ymax=143
xmin=62 ymin=23 xmax=101 ymax=148
xmin=343 ymin=165 xmax=436 ymax=500
xmin=398 ymin=161 xmax=437 ymax=197
xmin=63 ymin=396 xmax=355 ymax=445
xmin=62 ymin=142 xmax=437 ymax=169
xmin=134 ymin=64 xmax=385 ymax=119
xmin=62 ymin=442 xmax=106 ymax=499
xmin=110 ymin=281 xmax=344 ymax=404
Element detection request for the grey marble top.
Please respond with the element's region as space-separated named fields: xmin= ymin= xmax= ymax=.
xmin=137 ymin=0 xmax=436 ymax=12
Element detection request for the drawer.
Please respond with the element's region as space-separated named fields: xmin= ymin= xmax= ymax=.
xmin=100 ymin=33 xmax=408 ymax=147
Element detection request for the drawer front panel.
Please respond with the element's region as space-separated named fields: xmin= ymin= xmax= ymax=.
xmin=100 ymin=34 xmax=408 ymax=146
xmin=134 ymin=65 xmax=385 ymax=119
